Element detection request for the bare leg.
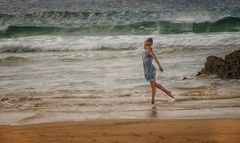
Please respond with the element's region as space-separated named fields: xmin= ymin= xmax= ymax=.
xmin=155 ymin=82 xmax=175 ymax=99
xmin=150 ymin=80 xmax=156 ymax=104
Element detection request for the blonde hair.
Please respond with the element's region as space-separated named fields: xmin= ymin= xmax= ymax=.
xmin=146 ymin=38 xmax=153 ymax=44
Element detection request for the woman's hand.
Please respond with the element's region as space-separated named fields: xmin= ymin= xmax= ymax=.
xmin=159 ymin=65 xmax=163 ymax=72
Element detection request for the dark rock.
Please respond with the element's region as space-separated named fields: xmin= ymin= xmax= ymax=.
xmin=196 ymin=72 xmax=201 ymax=76
xmin=182 ymin=76 xmax=187 ymax=80
xmin=225 ymin=50 xmax=240 ymax=70
xmin=197 ymin=50 xmax=240 ymax=79
xmin=224 ymin=50 xmax=240 ymax=79
xmin=200 ymin=56 xmax=225 ymax=77
xmin=1 ymin=97 xmax=9 ymax=102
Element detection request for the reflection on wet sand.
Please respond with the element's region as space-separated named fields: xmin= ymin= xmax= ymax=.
xmin=149 ymin=105 xmax=158 ymax=118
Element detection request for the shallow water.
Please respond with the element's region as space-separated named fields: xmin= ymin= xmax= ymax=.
xmin=0 ymin=34 xmax=240 ymax=124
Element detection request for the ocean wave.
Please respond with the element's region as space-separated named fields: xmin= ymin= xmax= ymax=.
xmin=0 ymin=32 xmax=240 ymax=53
xmin=193 ymin=17 xmax=240 ymax=33
xmin=0 ymin=45 xmax=41 ymax=53
xmin=0 ymin=11 xmax=113 ymax=21
xmin=94 ymin=46 xmax=137 ymax=51
xmin=0 ymin=16 xmax=240 ymax=37
xmin=156 ymin=47 xmax=200 ymax=54
xmin=0 ymin=44 xmax=236 ymax=54
xmin=0 ymin=45 xmax=137 ymax=53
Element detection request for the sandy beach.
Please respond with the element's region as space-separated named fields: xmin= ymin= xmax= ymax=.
xmin=1 ymin=0 xmax=240 ymax=143
xmin=1 ymin=118 xmax=240 ymax=143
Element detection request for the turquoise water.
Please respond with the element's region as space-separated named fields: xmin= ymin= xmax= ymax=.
xmin=1 ymin=16 xmax=240 ymax=37
xmin=0 ymin=0 xmax=240 ymax=37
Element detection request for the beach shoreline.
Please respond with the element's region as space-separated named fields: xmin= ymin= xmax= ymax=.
xmin=1 ymin=88 xmax=240 ymax=125
xmin=1 ymin=118 xmax=240 ymax=143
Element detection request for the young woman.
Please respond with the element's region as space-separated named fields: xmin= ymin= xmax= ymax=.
xmin=142 ymin=38 xmax=175 ymax=104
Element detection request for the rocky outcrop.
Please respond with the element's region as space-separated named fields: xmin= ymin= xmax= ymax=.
xmin=197 ymin=50 xmax=240 ymax=79
xmin=224 ymin=50 xmax=240 ymax=78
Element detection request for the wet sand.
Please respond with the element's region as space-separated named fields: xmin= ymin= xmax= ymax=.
xmin=1 ymin=118 xmax=240 ymax=143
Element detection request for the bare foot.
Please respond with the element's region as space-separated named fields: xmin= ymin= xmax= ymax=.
xmin=167 ymin=91 xmax=175 ymax=99
xmin=168 ymin=98 xmax=176 ymax=103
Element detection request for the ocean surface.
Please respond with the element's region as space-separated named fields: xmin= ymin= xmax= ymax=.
xmin=0 ymin=0 xmax=240 ymax=125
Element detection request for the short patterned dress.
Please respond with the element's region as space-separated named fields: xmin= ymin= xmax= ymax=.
xmin=142 ymin=49 xmax=156 ymax=81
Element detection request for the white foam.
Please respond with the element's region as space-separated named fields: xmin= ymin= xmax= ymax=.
xmin=160 ymin=11 xmax=216 ymax=23
xmin=0 ymin=32 xmax=240 ymax=52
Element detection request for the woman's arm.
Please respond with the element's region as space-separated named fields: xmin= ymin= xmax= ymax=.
xmin=148 ymin=48 xmax=163 ymax=72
